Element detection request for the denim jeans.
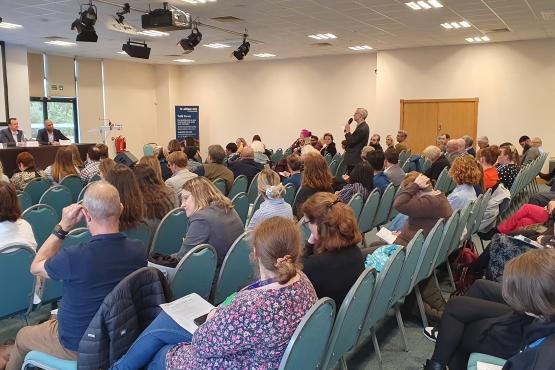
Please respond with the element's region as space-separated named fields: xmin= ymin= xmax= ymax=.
xmin=110 ymin=311 xmax=193 ymax=370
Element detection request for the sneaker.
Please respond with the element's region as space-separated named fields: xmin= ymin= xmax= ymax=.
xmin=423 ymin=326 xmax=439 ymax=342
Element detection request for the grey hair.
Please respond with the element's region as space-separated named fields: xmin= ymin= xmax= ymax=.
xmin=83 ymin=181 xmax=122 ymax=221
xmin=477 ymin=136 xmax=489 ymax=144
xmin=356 ymin=108 xmax=368 ymax=120
xmin=422 ymin=145 xmax=441 ymax=162
xmin=462 ymin=135 xmax=474 ymax=147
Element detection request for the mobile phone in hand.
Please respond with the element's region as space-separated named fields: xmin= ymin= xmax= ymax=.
xmin=194 ymin=313 xmax=208 ymax=327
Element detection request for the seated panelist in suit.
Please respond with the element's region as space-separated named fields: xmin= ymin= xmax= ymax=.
xmin=36 ymin=119 xmax=69 ymax=144
xmin=0 ymin=117 xmax=26 ymax=145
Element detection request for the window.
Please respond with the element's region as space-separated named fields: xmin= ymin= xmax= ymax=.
xmin=30 ymin=97 xmax=78 ymax=142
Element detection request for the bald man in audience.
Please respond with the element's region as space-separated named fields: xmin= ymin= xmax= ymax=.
xmin=445 ymin=138 xmax=467 ymax=164
xmin=3 ymin=182 xmax=146 ymax=370
xmin=228 ymin=146 xmax=264 ymax=186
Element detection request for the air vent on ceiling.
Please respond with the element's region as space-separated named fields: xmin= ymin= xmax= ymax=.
xmin=311 ymin=42 xmax=333 ymax=47
xmin=485 ymin=27 xmax=510 ymax=33
xmin=210 ymin=16 xmax=243 ymax=23
xmin=541 ymin=11 xmax=555 ymax=21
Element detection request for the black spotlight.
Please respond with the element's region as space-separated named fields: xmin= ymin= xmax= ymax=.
xmin=122 ymin=40 xmax=151 ymax=59
xmin=71 ymin=2 xmax=98 ymax=42
xmin=115 ymin=3 xmax=131 ymax=24
xmin=178 ymin=24 xmax=202 ymax=54
xmin=233 ymin=35 xmax=250 ymax=61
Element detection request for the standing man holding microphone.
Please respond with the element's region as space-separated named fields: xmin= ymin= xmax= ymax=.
xmin=343 ymin=108 xmax=370 ymax=174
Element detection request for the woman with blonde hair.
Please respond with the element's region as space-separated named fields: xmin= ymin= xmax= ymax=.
xmin=235 ymin=137 xmax=247 ymax=154
xmin=172 ymin=176 xmax=244 ymax=265
xmin=294 ymin=154 xmax=333 ymax=218
xmin=44 ymin=147 xmax=79 ymax=184
xmin=68 ymin=144 xmax=85 ymax=170
xmin=167 ymin=139 xmax=181 ymax=154
xmin=247 ymin=169 xmax=293 ymax=231
xmin=138 ymin=155 xmax=164 ymax=182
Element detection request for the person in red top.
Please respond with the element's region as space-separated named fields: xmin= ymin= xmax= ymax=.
xmin=478 ymin=145 xmax=501 ymax=190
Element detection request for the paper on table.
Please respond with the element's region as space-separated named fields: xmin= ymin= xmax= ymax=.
xmin=376 ymin=227 xmax=398 ymax=244
xmin=476 ymin=361 xmax=503 ymax=370
xmin=160 ymin=293 xmax=215 ymax=334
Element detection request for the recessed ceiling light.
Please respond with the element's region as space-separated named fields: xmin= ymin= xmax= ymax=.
xmin=203 ymin=43 xmax=230 ymax=48
xmin=348 ymin=45 xmax=373 ymax=51
xmin=405 ymin=1 xmax=443 ymax=10
xmin=0 ymin=22 xmax=23 ymax=29
xmin=460 ymin=21 xmax=471 ymax=28
xmin=441 ymin=21 xmax=472 ymax=29
xmin=308 ymin=33 xmax=337 ymax=40
xmin=137 ymin=30 xmax=169 ymax=37
xmin=253 ymin=53 xmax=276 ymax=58
xmin=44 ymin=40 xmax=76 ymax=47
xmin=466 ymin=36 xmax=490 ymax=43
xmin=181 ymin=0 xmax=216 ymax=3
xmin=465 ymin=37 xmax=475 ymax=43
xmin=481 ymin=36 xmax=490 ymax=41
xmin=174 ymin=58 xmax=195 ymax=63
xmin=117 ymin=51 xmax=127 ymax=54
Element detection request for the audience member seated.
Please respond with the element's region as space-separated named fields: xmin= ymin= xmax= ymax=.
xmin=294 ymin=154 xmax=333 ymax=218
xmin=171 ymin=177 xmax=243 ymax=266
xmin=44 ymin=146 xmax=80 ymax=184
xmin=165 ymin=151 xmax=198 ymax=197
xmin=496 ymin=144 xmax=520 ymax=190
xmin=320 ymin=132 xmax=337 ymax=157
xmin=300 ymin=144 xmax=320 ymax=157
xmin=448 ymin=156 xmax=480 ymax=210
xmin=195 ymin=145 xmax=235 ymax=192
xmin=281 ymin=154 xmax=303 ymax=191
xmin=383 ymin=148 xmax=406 ymax=186
xmin=496 ymin=201 xmax=554 ymax=235
xmin=309 ymin=135 xmax=322 ymax=151
xmin=477 ymin=135 xmax=489 ymax=150
xmin=247 ymin=169 xmax=293 ymax=231
xmin=478 ymin=145 xmax=501 ymax=190
xmin=436 ymin=133 xmax=450 ymax=152
xmin=98 ymin=158 xmax=115 ymax=180
xmin=183 ymin=146 xmax=202 ymax=173
xmin=224 ymin=142 xmax=239 ymax=165
xmin=0 ymin=182 xmax=37 ymax=250
xmin=79 ymin=144 xmax=103 ymax=185
xmin=531 ymin=136 xmax=544 ymax=154
xmin=369 ymin=134 xmax=383 ymax=152
xmin=251 ymin=140 xmax=270 ymax=165
xmin=134 ymin=164 xmax=179 ymax=241
xmin=235 ymin=137 xmax=247 ymax=154
xmin=423 ymin=249 xmax=555 ymax=370
xmin=289 ymin=129 xmax=311 ymax=155
xmin=138 ymin=155 xmax=164 ymax=182
xmin=301 ymin=192 xmax=364 ymax=306
xmin=366 ymin=150 xmax=390 ymax=194
xmin=462 ymin=135 xmax=476 ymax=157
xmin=445 ymin=138 xmax=467 ymax=164
xmin=395 ymin=130 xmax=410 ymax=153
xmin=105 ymin=164 xmax=145 ymax=232
xmin=423 ymin=145 xmax=449 ymax=181
xmin=336 ymin=161 xmax=374 ymax=203
xmin=68 ymin=144 xmax=84 ymax=171
xmin=519 ymin=135 xmax=541 ymax=165
xmin=9 ymin=152 xmax=45 ymax=191
xmin=385 ymin=134 xmax=394 ymax=149
xmin=228 ymin=146 xmax=264 ymax=186
xmin=3 ymin=181 xmax=146 ymax=370
xmin=111 ymin=217 xmax=317 ymax=370
xmin=167 ymin=139 xmax=181 ymax=154
xmin=156 ymin=147 xmax=172 ymax=181
xmin=360 ymin=145 xmax=375 ymax=162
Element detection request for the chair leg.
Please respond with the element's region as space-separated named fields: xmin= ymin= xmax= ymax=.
xmin=395 ymin=306 xmax=409 ymax=352
xmin=414 ymin=284 xmax=429 ymax=328
xmin=446 ymin=262 xmax=456 ymax=291
xmin=371 ymin=329 xmax=383 ymax=370
xmin=340 ymin=356 xmax=348 ymax=370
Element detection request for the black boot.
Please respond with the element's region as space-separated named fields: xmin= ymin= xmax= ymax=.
xmin=423 ymin=359 xmax=445 ymax=370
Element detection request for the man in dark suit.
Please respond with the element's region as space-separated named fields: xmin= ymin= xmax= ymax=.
xmin=0 ymin=117 xmax=26 ymax=144
xmin=36 ymin=119 xmax=69 ymax=144
xmin=227 ymin=146 xmax=264 ymax=186
xmin=344 ymin=108 xmax=370 ymax=173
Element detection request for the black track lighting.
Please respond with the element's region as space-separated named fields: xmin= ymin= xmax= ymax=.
xmin=233 ymin=35 xmax=250 ymax=61
xmin=122 ymin=40 xmax=151 ymax=59
xmin=178 ymin=23 xmax=202 ymax=54
xmin=115 ymin=2 xmax=131 ymax=24
xmin=71 ymin=2 xmax=98 ymax=42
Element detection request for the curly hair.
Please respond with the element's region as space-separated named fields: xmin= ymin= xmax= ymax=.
xmin=449 ymin=156 xmax=482 ymax=185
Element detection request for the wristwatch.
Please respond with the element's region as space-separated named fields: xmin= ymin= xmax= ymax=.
xmin=52 ymin=224 xmax=69 ymax=240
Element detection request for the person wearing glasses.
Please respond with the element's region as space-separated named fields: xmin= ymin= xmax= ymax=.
xmin=164 ymin=151 xmax=198 ymax=198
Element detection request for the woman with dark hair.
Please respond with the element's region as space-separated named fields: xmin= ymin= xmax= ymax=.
xmin=0 ymin=182 xmax=36 ymax=250
xmin=183 ymin=146 xmax=202 ymax=173
xmin=336 ymin=161 xmax=374 ymax=203
xmin=167 ymin=139 xmax=181 ymax=154
xmin=496 ymin=145 xmax=520 ymax=190
xmin=156 ymin=147 xmax=173 ymax=181
xmin=302 ymin=192 xmax=364 ymax=305
xmin=105 ymin=164 xmax=145 ymax=231
xmin=44 ymin=147 xmax=79 ymax=184
xmin=99 ymin=158 xmax=115 ymax=180
xmin=138 ymin=155 xmax=164 ymax=182
xmin=293 ymin=154 xmax=333 ymax=218
xmin=10 ymin=152 xmax=45 ymax=191
xmin=68 ymin=144 xmax=85 ymax=170
xmin=320 ymin=133 xmax=337 ymax=157
xmin=478 ymin=145 xmax=501 ymax=190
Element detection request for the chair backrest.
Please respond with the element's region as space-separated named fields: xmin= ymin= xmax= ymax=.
xmin=322 ymin=268 xmax=376 ymax=369
xmin=361 ymin=248 xmax=406 ymax=336
xmin=17 ymin=191 xmax=33 ymax=212
xmin=399 ymin=150 xmax=411 ymax=167
xmin=283 ymin=183 xmax=296 ymax=207
xmin=247 ymin=172 xmax=260 ymax=203
xmin=432 ymin=211 xmax=460 ymax=271
xmin=60 ymin=175 xmax=83 ymax=203
xmin=90 ymin=174 xmax=101 ymax=182
xmin=449 ymin=201 xmax=474 ymax=255
xmin=77 ymin=181 xmax=96 ymax=202
xmin=434 ymin=167 xmax=451 ymax=193
xmin=401 ymin=159 xmax=411 ymax=172
xmin=23 ymin=177 xmax=50 ymax=205
xmin=252 ymin=193 xmax=264 ymax=215
xmin=213 ymin=178 xmax=227 ymax=195
xmin=150 ymin=207 xmax=189 ymax=255
xmin=335 ymin=159 xmax=347 ymax=177
xmin=391 ymin=230 xmax=425 ymax=304
xmin=329 ymin=160 xmax=339 ymax=176
xmin=358 ymin=189 xmax=380 ymax=234
xmin=387 ymin=185 xmax=402 ymax=221
xmin=212 ymin=232 xmax=255 ymax=304
xmin=372 ymin=183 xmax=396 ymax=228
xmin=298 ymin=218 xmax=311 ymax=243
xmin=421 ymin=159 xmax=432 ymax=173
xmin=470 ymin=188 xmax=492 ymax=235
xmin=125 ymin=223 xmax=151 ymax=253
xmin=278 ymin=297 xmax=336 ymax=370
xmin=171 ymin=244 xmax=217 ymax=300
xmin=228 ymin=175 xmax=248 ymax=200
xmin=464 ymin=194 xmax=483 ymax=240
xmin=63 ymin=227 xmax=92 ymax=246
xmin=347 ymin=193 xmax=364 ymax=221
xmin=22 ymin=204 xmax=58 ymax=247
xmin=412 ymin=220 xmax=445 ymax=288
xmin=0 ymin=245 xmax=36 ymax=319
xmin=39 ymin=185 xmax=72 ymax=220
xmin=231 ymin=192 xmax=250 ymax=226
xmin=324 ymin=153 xmax=333 ymax=165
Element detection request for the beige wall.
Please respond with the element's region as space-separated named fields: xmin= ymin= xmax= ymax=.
xmin=5 ymin=44 xmax=31 ymax=136
xmin=76 ymin=58 xmax=103 ymax=144
xmin=47 ymin=55 xmax=75 ymax=97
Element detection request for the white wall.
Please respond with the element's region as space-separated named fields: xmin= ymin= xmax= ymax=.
xmin=5 ymin=44 xmax=31 ymax=136
xmin=376 ymin=39 xmax=555 ymax=156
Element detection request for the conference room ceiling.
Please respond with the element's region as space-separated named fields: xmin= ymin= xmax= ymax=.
xmin=0 ymin=0 xmax=554 ymax=64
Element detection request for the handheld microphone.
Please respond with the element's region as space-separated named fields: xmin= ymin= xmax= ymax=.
xmin=348 ymin=117 xmax=353 ymax=124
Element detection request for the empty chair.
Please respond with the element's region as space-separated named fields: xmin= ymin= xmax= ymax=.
xmin=150 ymin=207 xmax=189 ymax=255
xmin=125 ymin=222 xmax=151 ymax=253
xmin=347 ymin=193 xmax=364 ymax=222
xmin=23 ymin=178 xmax=50 ymax=205
xmin=278 ymin=297 xmax=336 ymax=370
xmin=22 ymin=205 xmax=58 ymax=247
xmin=372 ymin=183 xmax=396 ymax=230
xmin=212 ymin=232 xmax=255 ymax=304
xmin=231 ymin=192 xmax=249 ymax=226
xmin=283 ymin=183 xmax=296 ymax=207
xmin=60 ymin=175 xmax=83 ymax=203
xmin=322 ymin=268 xmax=376 ymax=369
xmin=17 ymin=191 xmax=33 ymax=212
xmin=228 ymin=175 xmax=248 ymax=200
xmin=247 ymin=173 xmax=260 ymax=204
xmin=78 ymin=181 xmax=96 ymax=202
xmin=171 ymin=244 xmax=217 ymax=300
xmin=0 ymin=245 xmax=36 ymax=320
xmin=213 ymin=178 xmax=227 ymax=195
xmin=432 ymin=211 xmax=460 ymax=275
xmin=39 ymin=185 xmax=73 ymax=220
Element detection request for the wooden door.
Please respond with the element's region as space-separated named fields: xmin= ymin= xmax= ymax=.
xmin=437 ymin=101 xmax=478 ymax=141
xmin=400 ymin=101 xmax=438 ymax=154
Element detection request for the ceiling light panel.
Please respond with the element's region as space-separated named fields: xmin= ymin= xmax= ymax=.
xmin=203 ymin=43 xmax=230 ymax=48
xmin=0 ymin=22 xmax=23 ymax=29
xmin=44 ymin=40 xmax=76 ymax=46
xmin=181 ymin=0 xmax=216 ymax=3
xmin=308 ymin=33 xmax=337 ymax=40
xmin=253 ymin=53 xmax=276 ymax=58
xmin=466 ymin=36 xmax=490 ymax=43
xmin=174 ymin=58 xmax=195 ymax=62
xmin=137 ymin=30 xmax=169 ymax=37
xmin=441 ymin=21 xmax=472 ymax=29
xmin=405 ymin=1 xmax=443 ymax=10
xmin=117 ymin=51 xmax=127 ymax=54
xmin=348 ymin=45 xmax=373 ymax=51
